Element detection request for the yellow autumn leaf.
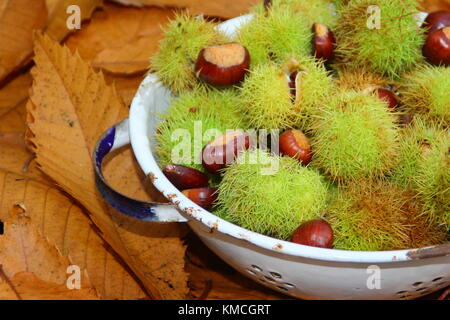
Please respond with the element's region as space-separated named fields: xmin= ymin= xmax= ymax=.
xmin=0 ymin=272 xmax=99 ymax=300
xmin=110 ymin=0 xmax=259 ymax=18
xmin=0 ymin=0 xmax=47 ymax=82
xmin=0 ymin=169 xmax=148 ymax=300
xmin=65 ymin=4 xmax=174 ymax=75
xmin=28 ymin=32 xmax=188 ymax=299
xmin=44 ymin=0 xmax=103 ymax=41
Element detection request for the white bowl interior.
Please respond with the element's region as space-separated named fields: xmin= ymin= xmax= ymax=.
xmin=128 ymin=13 xmax=437 ymax=263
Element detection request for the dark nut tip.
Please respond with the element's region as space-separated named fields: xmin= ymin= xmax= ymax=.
xmin=312 ymin=23 xmax=335 ymax=63
xmin=182 ymin=187 xmax=218 ymax=210
xmin=291 ymin=219 xmax=334 ymax=248
xmin=163 ymin=164 xmax=209 ymax=190
xmin=374 ymin=88 xmax=398 ymax=109
xmin=423 ymin=11 xmax=450 ymax=35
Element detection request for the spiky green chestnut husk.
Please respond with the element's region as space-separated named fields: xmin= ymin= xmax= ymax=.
xmin=311 ymin=91 xmax=399 ymax=181
xmin=390 ymin=118 xmax=450 ymax=227
xmin=163 ymin=87 xmax=245 ymax=129
xmin=287 ymin=56 xmax=336 ymax=130
xmin=398 ymin=65 xmax=450 ymax=125
xmin=335 ymin=0 xmax=425 ymax=78
xmin=253 ymin=0 xmax=337 ymax=27
xmin=335 ymin=67 xmax=392 ymax=93
xmin=327 ymin=181 xmax=447 ymax=251
xmin=236 ymin=6 xmax=311 ymax=67
xmin=156 ymin=89 xmax=244 ymax=172
xmin=215 ymin=150 xmax=328 ymax=240
xmin=152 ymin=14 xmax=224 ymax=93
xmin=331 ymin=0 xmax=349 ymax=9
xmin=239 ymin=63 xmax=295 ymax=130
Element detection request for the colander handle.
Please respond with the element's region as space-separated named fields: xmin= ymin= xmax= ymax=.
xmin=93 ymin=119 xmax=188 ymax=222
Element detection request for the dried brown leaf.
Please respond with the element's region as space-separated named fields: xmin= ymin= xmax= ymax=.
xmin=0 ymin=72 xmax=31 ymax=118
xmin=0 ymin=133 xmax=51 ymax=184
xmin=0 ymin=82 xmax=52 ymax=184
xmin=0 ymin=272 xmax=99 ymax=300
xmin=0 ymin=206 xmax=79 ymax=284
xmin=28 ymin=33 xmax=188 ymax=299
xmin=110 ymin=0 xmax=259 ymax=18
xmin=0 ymin=170 xmax=147 ymax=300
xmin=0 ymin=0 xmax=47 ymax=82
xmin=65 ymin=4 xmax=174 ymax=75
xmin=186 ymin=235 xmax=287 ymax=300
xmin=44 ymin=0 xmax=103 ymax=41
xmin=420 ymin=0 xmax=450 ymax=12
xmin=104 ymin=74 xmax=146 ymax=107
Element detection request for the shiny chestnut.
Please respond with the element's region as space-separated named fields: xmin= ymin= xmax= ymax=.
xmin=423 ymin=11 xmax=450 ymax=35
xmin=422 ymin=26 xmax=450 ymax=66
xmin=182 ymin=187 xmax=218 ymax=210
xmin=195 ymin=42 xmax=250 ymax=86
xmin=279 ymin=129 xmax=312 ymax=165
xmin=312 ymin=23 xmax=335 ymax=63
xmin=162 ymin=164 xmax=209 ymax=190
xmin=374 ymin=88 xmax=398 ymax=109
xmin=202 ymin=131 xmax=253 ymax=175
xmin=291 ymin=219 xmax=334 ymax=248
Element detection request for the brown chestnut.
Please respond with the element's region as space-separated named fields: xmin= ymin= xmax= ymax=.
xmin=312 ymin=23 xmax=335 ymax=63
xmin=202 ymin=131 xmax=253 ymax=175
xmin=195 ymin=42 xmax=250 ymax=86
xmin=422 ymin=26 xmax=450 ymax=66
xmin=279 ymin=129 xmax=312 ymax=165
xmin=162 ymin=164 xmax=209 ymax=190
xmin=288 ymin=71 xmax=298 ymax=100
xmin=291 ymin=219 xmax=334 ymax=248
xmin=182 ymin=187 xmax=218 ymax=210
xmin=423 ymin=11 xmax=450 ymax=35
xmin=374 ymin=88 xmax=398 ymax=109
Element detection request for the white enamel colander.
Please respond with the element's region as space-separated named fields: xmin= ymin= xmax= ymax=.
xmin=94 ymin=14 xmax=450 ymax=300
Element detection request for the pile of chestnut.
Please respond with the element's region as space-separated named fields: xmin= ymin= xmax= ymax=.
xmin=161 ymin=10 xmax=450 ymax=249
xmin=162 ymin=127 xmax=332 ymax=248
xmin=159 ymin=21 xmax=346 ymax=249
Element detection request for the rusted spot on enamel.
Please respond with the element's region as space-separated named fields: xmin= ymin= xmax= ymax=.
xmin=273 ymin=243 xmax=283 ymax=251
xmin=406 ymin=243 xmax=450 ymax=260
xmin=183 ymin=207 xmax=196 ymax=217
xmin=147 ymin=172 xmax=158 ymax=182
xmin=167 ymin=193 xmax=178 ymax=200
xmin=208 ymin=220 xmax=220 ymax=233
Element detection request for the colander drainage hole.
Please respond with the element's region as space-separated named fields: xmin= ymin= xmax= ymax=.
xmin=284 ymin=283 xmax=295 ymax=288
xmin=276 ymin=286 xmax=289 ymax=292
xmin=396 ymin=290 xmax=410 ymax=299
xmin=432 ymin=277 xmax=443 ymax=282
xmin=416 ymin=287 xmax=428 ymax=292
xmin=251 ymin=265 xmax=263 ymax=272
xmin=269 ymin=272 xmax=282 ymax=279
xmin=264 ymin=276 xmax=275 ymax=283
xmin=412 ymin=281 xmax=423 ymax=288
xmin=246 ymin=269 xmax=257 ymax=276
